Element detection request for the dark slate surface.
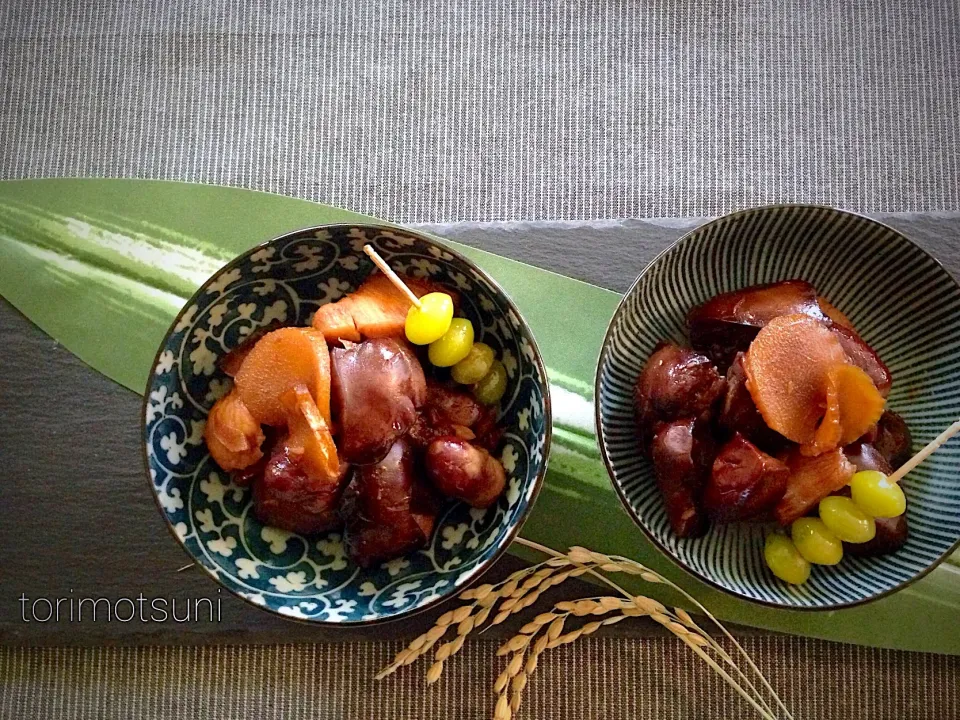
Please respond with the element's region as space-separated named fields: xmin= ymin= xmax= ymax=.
xmin=416 ymin=213 xmax=960 ymax=294
xmin=2 ymin=214 xmax=958 ymax=647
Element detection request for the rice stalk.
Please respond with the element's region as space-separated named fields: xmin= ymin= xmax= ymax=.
xmin=375 ymin=540 xmax=791 ymax=720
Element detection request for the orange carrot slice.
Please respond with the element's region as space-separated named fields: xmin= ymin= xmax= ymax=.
xmin=744 ymin=314 xmax=848 ymax=445
xmin=833 ymin=364 xmax=887 ymax=444
xmin=802 ymin=371 xmax=842 ymax=456
xmin=280 ymin=385 xmax=340 ymax=481
xmin=234 ymin=327 xmax=331 ymax=426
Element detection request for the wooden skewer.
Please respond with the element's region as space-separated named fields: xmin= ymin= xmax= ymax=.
xmin=889 ymin=417 xmax=960 ymax=484
xmin=363 ymin=244 xmax=422 ymax=309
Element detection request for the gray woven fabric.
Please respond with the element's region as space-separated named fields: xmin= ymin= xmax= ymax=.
xmin=2 ymin=0 xmax=958 ymax=222
xmin=1 ymin=638 xmax=958 ymax=720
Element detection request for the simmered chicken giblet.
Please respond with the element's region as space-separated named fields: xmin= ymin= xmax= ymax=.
xmin=703 ymin=434 xmax=789 ymax=523
xmin=425 ymin=438 xmax=506 ymax=509
xmin=424 ymin=381 xmax=484 ymax=427
xmin=341 ymin=438 xmax=440 ymax=567
xmin=687 ymin=280 xmax=828 ymax=370
xmin=204 ymin=264 xmax=512 ymax=560
xmin=470 ymin=405 xmax=506 ymax=452
xmin=407 ymin=381 xmax=503 ymax=450
xmin=871 ymin=410 xmax=913 ymax=470
xmin=253 ymin=441 xmax=350 ymax=535
xmin=844 ymin=441 xmax=893 ymax=475
xmin=634 ymin=342 xmax=726 ymax=452
xmin=330 ymin=338 xmax=427 ymax=464
xmin=649 ymin=419 xmax=716 ymax=538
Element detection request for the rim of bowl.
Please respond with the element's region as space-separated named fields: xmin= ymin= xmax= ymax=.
xmin=142 ymin=222 xmax=553 ymax=627
xmin=593 ymin=203 xmax=960 ymax=611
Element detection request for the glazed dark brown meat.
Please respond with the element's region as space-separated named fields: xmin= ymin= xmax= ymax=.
xmin=650 ymin=419 xmax=715 ymax=538
xmin=873 ymin=411 xmax=913 ymax=470
xmin=718 ymin=352 xmax=788 ymax=453
xmin=471 ymin=406 xmax=506 ymax=452
xmin=330 ymin=338 xmax=427 ymax=464
xmin=408 ymin=383 xmax=504 ymax=453
xmin=844 ymin=442 xmax=894 ymax=475
xmin=424 ymin=382 xmax=484 ymax=427
xmin=408 ymin=382 xmax=486 ymax=449
xmin=828 ymin=324 xmax=892 ymax=398
xmin=687 ymin=280 xmax=827 ymax=369
xmin=341 ymin=438 xmax=440 ymax=568
xmin=425 ymin=438 xmax=507 ymax=508
xmin=252 ymin=442 xmax=350 ymax=535
xmin=231 ymin=456 xmax=267 ymax=487
xmin=703 ymin=434 xmax=790 ymax=523
xmin=408 ymin=415 xmax=475 ymax=448
xmin=634 ymin=343 xmax=726 ymax=451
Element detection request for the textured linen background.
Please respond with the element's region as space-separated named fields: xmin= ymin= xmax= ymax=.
xmin=2 ymin=0 xmax=958 ymax=221
xmin=2 ymin=0 xmax=959 ymax=718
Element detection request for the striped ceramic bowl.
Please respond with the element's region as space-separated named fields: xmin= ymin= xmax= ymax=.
xmin=596 ymin=205 xmax=960 ymax=609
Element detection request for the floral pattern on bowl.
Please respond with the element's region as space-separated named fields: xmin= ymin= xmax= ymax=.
xmin=144 ymin=224 xmax=551 ymax=624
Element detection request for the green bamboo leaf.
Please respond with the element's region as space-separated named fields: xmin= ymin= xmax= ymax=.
xmin=1 ymin=178 xmax=958 ymax=654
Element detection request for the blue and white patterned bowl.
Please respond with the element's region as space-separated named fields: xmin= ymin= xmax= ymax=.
xmin=143 ymin=224 xmax=550 ymax=625
xmin=596 ymin=205 xmax=960 ymax=609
